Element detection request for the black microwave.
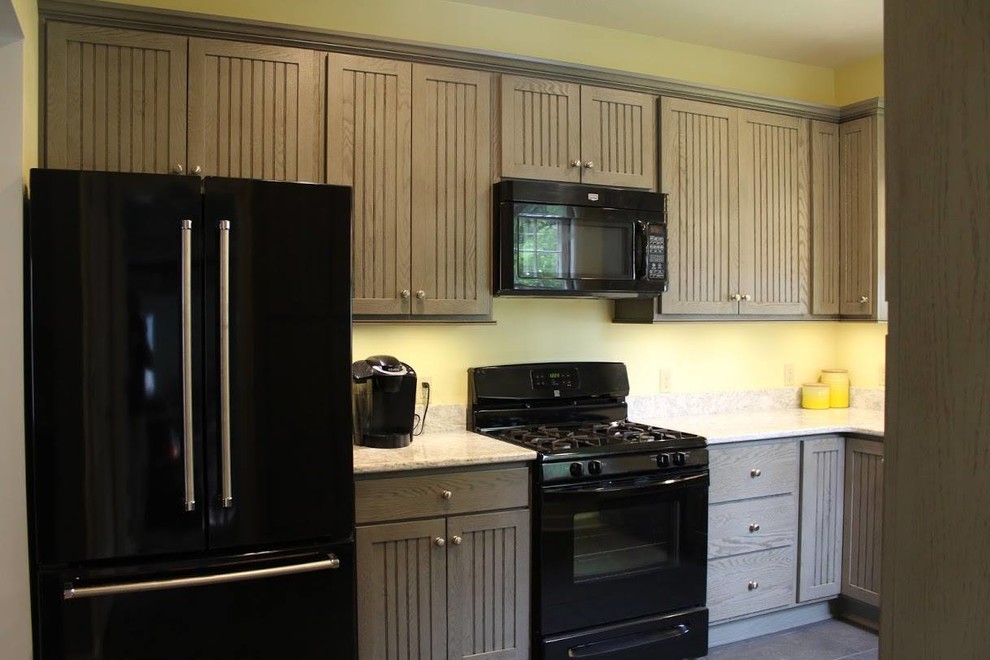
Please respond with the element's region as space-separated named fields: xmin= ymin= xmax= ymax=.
xmin=493 ymin=180 xmax=667 ymax=298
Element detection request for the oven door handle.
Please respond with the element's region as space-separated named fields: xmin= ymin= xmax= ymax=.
xmin=550 ymin=471 xmax=708 ymax=496
xmin=567 ymin=623 xmax=690 ymax=657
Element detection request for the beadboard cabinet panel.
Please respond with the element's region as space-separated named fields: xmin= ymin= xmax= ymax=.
xmin=799 ymin=436 xmax=845 ymax=602
xmin=500 ymin=75 xmax=581 ymax=183
xmin=737 ymin=109 xmax=810 ymax=315
xmin=843 ymin=439 xmax=883 ymax=606
xmin=46 ymin=22 xmax=187 ymax=174
xmin=187 ymin=39 xmax=323 ymax=182
xmin=659 ymin=98 xmax=740 ymax=315
xmin=579 ymin=85 xmax=655 ymax=188
xmin=447 ymin=510 xmax=530 ymax=660
xmin=327 ymin=54 xmax=413 ymax=315
xmin=410 ymin=65 xmax=492 ymax=317
xmin=811 ymin=121 xmax=840 ymax=315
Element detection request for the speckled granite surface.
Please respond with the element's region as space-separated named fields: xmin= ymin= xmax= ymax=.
xmin=642 ymin=408 xmax=884 ymax=445
xmin=353 ymin=430 xmax=537 ymax=474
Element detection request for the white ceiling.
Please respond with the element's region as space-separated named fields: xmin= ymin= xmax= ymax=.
xmin=447 ymin=0 xmax=882 ymax=68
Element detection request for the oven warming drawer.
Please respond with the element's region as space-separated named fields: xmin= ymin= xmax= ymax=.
xmin=542 ymin=607 xmax=708 ymax=660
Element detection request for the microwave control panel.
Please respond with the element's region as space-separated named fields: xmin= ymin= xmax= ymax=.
xmin=644 ymin=223 xmax=667 ymax=281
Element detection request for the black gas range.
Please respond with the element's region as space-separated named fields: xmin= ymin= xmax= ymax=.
xmin=469 ymin=362 xmax=710 ymax=660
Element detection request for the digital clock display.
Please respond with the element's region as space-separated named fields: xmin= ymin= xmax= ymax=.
xmin=530 ymin=367 xmax=580 ymax=391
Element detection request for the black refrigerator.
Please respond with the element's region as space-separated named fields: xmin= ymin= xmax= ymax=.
xmin=25 ymin=169 xmax=355 ymax=659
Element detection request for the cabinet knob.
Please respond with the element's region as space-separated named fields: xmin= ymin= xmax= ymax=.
xmin=730 ymin=293 xmax=742 ymax=302
xmin=583 ymin=160 xmax=595 ymax=169
xmin=400 ymin=289 xmax=411 ymax=299
xmin=742 ymin=294 xmax=752 ymax=301
xmin=192 ymin=165 xmax=202 ymax=175
xmin=434 ymin=537 xmax=445 ymax=547
xmin=416 ymin=290 xmax=427 ymax=300
xmin=173 ymin=164 xmax=184 ymax=174
xmin=750 ymin=468 xmax=762 ymax=478
xmin=749 ymin=523 xmax=761 ymax=533
xmin=441 ymin=490 xmax=452 ymax=500
xmin=571 ymin=159 xmax=583 ymax=168
xmin=451 ymin=535 xmax=463 ymax=546
xmin=859 ymin=295 xmax=870 ymax=304
xmin=748 ymin=580 xmax=759 ymax=591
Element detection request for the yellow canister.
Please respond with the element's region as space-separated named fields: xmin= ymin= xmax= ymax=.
xmin=801 ymin=382 xmax=831 ymax=410
xmin=819 ymin=369 xmax=850 ymax=408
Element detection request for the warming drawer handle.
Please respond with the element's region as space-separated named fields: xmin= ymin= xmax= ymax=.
xmin=566 ymin=624 xmax=689 ymax=658
xmin=62 ymin=554 xmax=341 ymax=600
xmin=551 ymin=472 xmax=708 ymax=495
xmin=180 ymin=219 xmax=196 ymax=512
xmin=219 ymin=220 xmax=233 ymax=509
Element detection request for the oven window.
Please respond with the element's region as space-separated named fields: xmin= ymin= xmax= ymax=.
xmin=573 ymin=500 xmax=680 ymax=582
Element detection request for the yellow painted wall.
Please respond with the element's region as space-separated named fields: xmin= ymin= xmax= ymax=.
xmin=11 ymin=0 xmax=36 ymax=175
xmin=835 ymin=322 xmax=888 ymax=388
xmin=836 ymin=54 xmax=884 ymax=106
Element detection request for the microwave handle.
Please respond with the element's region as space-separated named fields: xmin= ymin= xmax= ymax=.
xmin=635 ymin=221 xmax=647 ymax=280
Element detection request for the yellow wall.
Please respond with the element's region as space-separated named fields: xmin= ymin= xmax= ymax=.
xmin=11 ymin=0 xmax=36 ymax=175
xmin=836 ymin=54 xmax=884 ymax=106
xmin=835 ymin=322 xmax=888 ymax=388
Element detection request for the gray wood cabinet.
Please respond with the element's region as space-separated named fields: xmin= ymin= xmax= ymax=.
xmin=839 ymin=115 xmax=886 ymax=320
xmin=355 ymin=468 xmax=530 ymax=660
xmin=842 ymin=438 xmax=883 ymax=606
xmin=798 ymin=436 xmax=845 ymax=601
xmin=500 ymin=75 xmax=656 ymax=189
xmin=45 ymin=23 xmax=324 ymax=181
xmin=614 ymin=98 xmax=810 ymax=321
xmin=810 ymin=120 xmax=841 ymax=315
xmin=328 ymin=54 xmax=493 ymax=318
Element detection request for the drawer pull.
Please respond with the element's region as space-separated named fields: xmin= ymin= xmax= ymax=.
xmin=750 ymin=468 xmax=762 ymax=478
xmin=749 ymin=523 xmax=761 ymax=533
xmin=748 ymin=581 xmax=759 ymax=591
xmin=434 ymin=537 xmax=446 ymax=547
xmin=441 ymin=490 xmax=453 ymax=500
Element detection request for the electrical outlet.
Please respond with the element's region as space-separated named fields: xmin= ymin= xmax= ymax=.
xmin=879 ymin=365 xmax=886 ymax=387
xmin=783 ymin=364 xmax=795 ymax=386
xmin=659 ymin=369 xmax=672 ymax=393
xmin=419 ymin=376 xmax=432 ymax=404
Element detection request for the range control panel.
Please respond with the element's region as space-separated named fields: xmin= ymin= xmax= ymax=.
xmin=531 ymin=367 xmax=580 ymax=391
xmin=644 ymin=222 xmax=667 ymax=281
xmin=542 ymin=448 xmax=709 ymax=484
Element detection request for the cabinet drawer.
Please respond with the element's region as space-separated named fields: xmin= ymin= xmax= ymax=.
xmin=708 ymin=546 xmax=796 ymax=622
xmin=708 ymin=494 xmax=797 ymax=559
xmin=709 ymin=442 xmax=798 ymax=503
xmin=355 ymin=467 xmax=529 ymax=524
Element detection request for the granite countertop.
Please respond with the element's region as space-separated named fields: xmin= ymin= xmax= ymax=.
xmin=353 ymin=430 xmax=538 ymax=474
xmin=643 ymin=408 xmax=884 ymax=445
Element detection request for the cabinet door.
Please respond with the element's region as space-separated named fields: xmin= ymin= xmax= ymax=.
xmin=500 ymin=75 xmax=581 ymax=183
xmin=579 ymin=85 xmax=656 ymax=189
xmin=737 ymin=109 xmax=810 ymax=315
xmin=842 ymin=439 xmax=883 ymax=606
xmin=447 ymin=510 xmax=530 ymax=660
xmin=799 ymin=436 xmax=845 ymax=601
xmin=328 ymin=54 xmax=413 ymax=315
xmin=356 ymin=519 xmax=448 ymax=660
xmin=811 ymin=120 xmax=840 ymax=315
xmin=839 ymin=116 xmax=880 ymax=317
xmin=45 ymin=22 xmax=187 ymax=174
xmin=187 ymin=39 xmax=323 ymax=182
xmin=659 ymin=98 xmax=740 ymax=315
xmin=411 ymin=65 xmax=492 ymax=317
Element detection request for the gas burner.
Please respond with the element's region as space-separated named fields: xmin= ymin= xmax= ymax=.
xmin=495 ymin=420 xmax=701 ymax=454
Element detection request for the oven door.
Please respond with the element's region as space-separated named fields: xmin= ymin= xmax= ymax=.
xmin=538 ymin=469 xmax=708 ymax=635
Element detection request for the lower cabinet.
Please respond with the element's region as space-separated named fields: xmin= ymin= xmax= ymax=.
xmin=355 ymin=467 xmax=531 ymax=660
xmin=798 ymin=436 xmax=845 ymax=602
xmin=842 ymin=438 xmax=884 ymax=606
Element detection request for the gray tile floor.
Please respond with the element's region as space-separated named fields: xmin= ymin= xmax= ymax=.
xmin=708 ymin=619 xmax=879 ymax=659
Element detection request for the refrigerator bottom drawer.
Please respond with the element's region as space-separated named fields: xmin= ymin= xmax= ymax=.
xmin=36 ymin=543 xmax=355 ymax=660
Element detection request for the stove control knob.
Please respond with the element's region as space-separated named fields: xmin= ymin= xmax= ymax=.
xmin=569 ymin=462 xmax=584 ymax=477
xmin=588 ymin=460 xmax=602 ymax=475
xmin=656 ymin=454 xmax=671 ymax=468
xmin=673 ymin=452 xmax=687 ymax=466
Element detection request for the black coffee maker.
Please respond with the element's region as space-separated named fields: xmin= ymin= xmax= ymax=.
xmin=351 ymin=355 xmax=418 ymax=448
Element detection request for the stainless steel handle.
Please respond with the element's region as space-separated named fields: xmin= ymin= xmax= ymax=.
xmin=400 ymin=289 xmax=411 ymax=299
xmin=434 ymin=537 xmax=446 ymax=547
xmin=192 ymin=165 xmax=202 ymax=175
xmin=750 ymin=468 xmax=762 ymax=478
xmin=730 ymin=293 xmax=742 ymax=302
xmin=748 ymin=581 xmax=760 ymax=591
xmin=551 ymin=471 xmax=708 ymax=496
xmin=173 ymin=164 xmax=184 ymax=174
xmin=583 ymin=161 xmax=595 ymax=169
xmin=571 ymin=159 xmax=583 ymax=168
xmin=63 ymin=554 xmax=341 ymax=600
xmin=859 ymin=295 xmax=869 ymax=303
xmin=451 ymin=536 xmax=463 ymax=546
xmin=416 ymin=290 xmax=426 ymax=300
xmin=180 ymin=220 xmax=196 ymax=512
xmin=219 ymin=220 xmax=233 ymax=508
xmin=441 ymin=490 xmax=453 ymax=500
xmin=749 ymin=523 xmax=761 ymax=533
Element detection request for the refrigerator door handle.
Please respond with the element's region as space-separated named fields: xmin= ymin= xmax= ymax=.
xmin=218 ymin=219 xmax=233 ymax=508
xmin=63 ymin=554 xmax=342 ymax=600
xmin=180 ymin=219 xmax=196 ymax=512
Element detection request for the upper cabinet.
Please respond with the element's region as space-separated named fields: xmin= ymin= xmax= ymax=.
xmin=614 ymin=98 xmax=810 ymax=320
xmin=45 ymin=23 xmax=324 ymax=181
xmin=500 ymin=75 xmax=656 ymax=189
xmin=811 ymin=120 xmax=841 ymax=315
xmin=327 ymin=54 xmax=492 ymax=318
xmin=839 ymin=115 xmax=887 ymax=320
